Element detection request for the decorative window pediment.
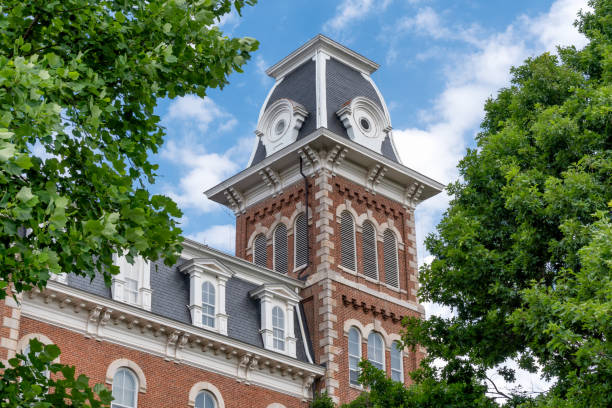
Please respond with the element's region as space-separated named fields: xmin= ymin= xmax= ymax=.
xmin=179 ymin=258 xmax=235 ymax=335
xmin=336 ymin=96 xmax=391 ymax=154
xmin=249 ymin=283 xmax=300 ymax=357
xmin=256 ymin=98 xmax=308 ymax=156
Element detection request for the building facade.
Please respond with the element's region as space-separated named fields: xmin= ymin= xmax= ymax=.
xmin=0 ymin=35 xmax=443 ymax=407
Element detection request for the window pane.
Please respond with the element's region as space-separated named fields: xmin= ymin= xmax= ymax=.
xmin=202 ymin=282 xmax=216 ymax=328
xmin=272 ymin=306 xmax=285 ymax=351
xmin=195 ymin=391 xmax=216 ymax=408
xmin=125 ymin=278 xmax=138 ymax=304
xmin=367 ymin=333 xmax=384 ymax=371
xmin=391 ymin=341 xmax=403 ymax=382
xmin=112 ymin=368 xmax=137 ymax=408
xmin=348 ymin=328 xmax=361 ymax=385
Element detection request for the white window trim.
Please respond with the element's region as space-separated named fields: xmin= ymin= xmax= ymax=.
xmin=250 ymin=283 xmax=301 ymax=358
xmin=111 ymin=254 xmax=152 ymax=311
xmin=105 ymin=358 xmax=147 ymax=393
xmin=179 ymin=259 xmax=234 ymax=336
xmin=188 ymin=382 xmax=225 ymax=408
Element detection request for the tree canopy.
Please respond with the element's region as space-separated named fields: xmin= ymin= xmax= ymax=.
xmin=0 ymin=0 xmax=258 ymax=297
xmin=399 ymin=0 xmax=611 ymax=406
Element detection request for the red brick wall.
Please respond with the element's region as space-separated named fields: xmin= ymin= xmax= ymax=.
xmin=19 ymin=317 xmax=307 ymax=408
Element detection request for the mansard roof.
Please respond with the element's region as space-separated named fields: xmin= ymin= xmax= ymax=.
xmin=64 ymin=239 xmax=315 ymax=365
xmin=248 ymin=35 xmax=401 ymax=166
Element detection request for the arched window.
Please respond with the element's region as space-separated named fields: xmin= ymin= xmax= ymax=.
xmin=348 ymin=327 xmax=361 ymax=385
xmin=195 ymin=391 xmax=217 ymax=408
xmin=294 ymin=213 xmax=308 ymax=269
xmin=273 ymin=224 xmax=288 ymax=274
xmin=272 ymin=306 xmax=285 ymax=351
xmin=22 ymin=343 xmax=50 ymax=378
xmin=111 ymin=368 xmax=138 ymax=408
xmin=367 ymin=332 xmax=384 ymax=371
xmin=361 ymin=221 xmax=378 ymax=280
xmin=253 ymin=233 xmax=267 ymax=268
xmin=202 ymin=281 xmax=216 ymax=328
xmin=340 ymin=211 xmax=356 ymax=271
xmin=383 ymin=229 xmax=399 ymax=288
xmin=391 ymin=341 xmax=403 ymax=382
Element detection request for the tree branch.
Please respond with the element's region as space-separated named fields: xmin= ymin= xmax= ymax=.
xmin=485 ymin=376 xmax=511 ymax=400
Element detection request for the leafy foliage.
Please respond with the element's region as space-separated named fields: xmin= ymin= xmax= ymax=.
xmin=0 ymin=338 xmax=112 ymax=407
xmin=400 ymin=0 xmax=612 ymax=406
xmin=0 ymin=0 xmax=258 ymax=297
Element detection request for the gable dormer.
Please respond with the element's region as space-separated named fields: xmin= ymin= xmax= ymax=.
xmin=179 ymin=258 xmax=234 ymax=335
xmin=249 ymin=283 xmax=301 ymax=357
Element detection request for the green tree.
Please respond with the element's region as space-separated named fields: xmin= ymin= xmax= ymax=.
xmin=0 ymin=0 xmax=258 ymax=297
xmin=0 ymin=0 xmax=257 ymax=404
xmin=400 ymin=0 xmax=611 ymax=406
xmin=0 ymin=338 xmax=112 ymax=407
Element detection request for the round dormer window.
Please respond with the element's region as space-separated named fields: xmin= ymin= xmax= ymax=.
xmin=360 ymin=117 xmax=371 ymax=131
xmin=275 ymin=119 xmax=286 ymax=135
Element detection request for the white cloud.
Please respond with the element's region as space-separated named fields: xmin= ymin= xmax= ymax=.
xmin=323 ymin=0 xmax=392 ymax=36
xmin=166 ymin=95 xmax=237 ymax=133
xmin=216 ymin=10 xmax=240 ymax=31
xmin=188 ymin=224 xmax=236 ymax=254
xmin=159 ymin=140 xmax=241 ymax=213
xmin=254 ymin=55 xmax=272 ymax=87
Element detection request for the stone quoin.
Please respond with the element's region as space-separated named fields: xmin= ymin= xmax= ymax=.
xmin=0 ymin=35 xmax=443 ymax=407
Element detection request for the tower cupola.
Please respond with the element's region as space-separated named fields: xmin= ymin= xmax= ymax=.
xmin=249 ymin=35 xmax=400 ymax=166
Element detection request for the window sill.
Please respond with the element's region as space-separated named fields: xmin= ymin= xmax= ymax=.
xmin=384 ymin=283 xmax=401 ymax=293
xmin=349 ymin=383 xmax=364 ymax=391
xmin=293 ymin=264 xmax=307 ymax=273
xmin=338 ymin=265 xmax=358 ymax=275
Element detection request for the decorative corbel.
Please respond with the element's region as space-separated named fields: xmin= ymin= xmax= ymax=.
xmin=224 ymin=187 xmax=246 ymax=215
xmin=258 ymin=166 xmax=283 ymax=197
xmin=366 ymin=164 xmax=387 ymax=193
xmin=404 ymin=182 xmax=425 ymax=209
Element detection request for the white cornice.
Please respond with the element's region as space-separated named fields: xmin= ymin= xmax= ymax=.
xmin=266 ymin=34 xmax=379 ymax=79
xmin=204 ymin=128 xmax=445 ymax=212
xmin=33 ymin=282 xmax=324 ymax=381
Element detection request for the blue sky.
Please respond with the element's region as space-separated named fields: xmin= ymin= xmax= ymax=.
xmin=150 ymin=0 xmax=589 ymax=395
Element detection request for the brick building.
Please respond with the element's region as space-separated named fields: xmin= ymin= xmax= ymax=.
xmin=0 ymin=35 xmax=443 ymax=407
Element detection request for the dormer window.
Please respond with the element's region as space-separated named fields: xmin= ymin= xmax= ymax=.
xmin=249 ymin=283 xmax=301 ymax=357
xmin=179 ymin=259 xmax=233 ymax=335
xmin=202 ymin=281 xmax=216 ymax=328
xmin=112 ymin=255 xmax=152 ymax=311
xmin=272 ymin=306 xmax=285 ymax=351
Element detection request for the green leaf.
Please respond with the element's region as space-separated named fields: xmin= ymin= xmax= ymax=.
xmin=38 ymin=70 xmax=50 ymax=80
xmin=16 ymin=186 xmax=34 ymax=203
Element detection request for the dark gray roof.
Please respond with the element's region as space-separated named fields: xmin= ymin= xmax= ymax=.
xmin=326 ymin=57 xmax=383 ymax=138
xmin=66 ymin=259 xmax=313 ymax=364
xmin=251 ymin=56 xmax=398 ymax=166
